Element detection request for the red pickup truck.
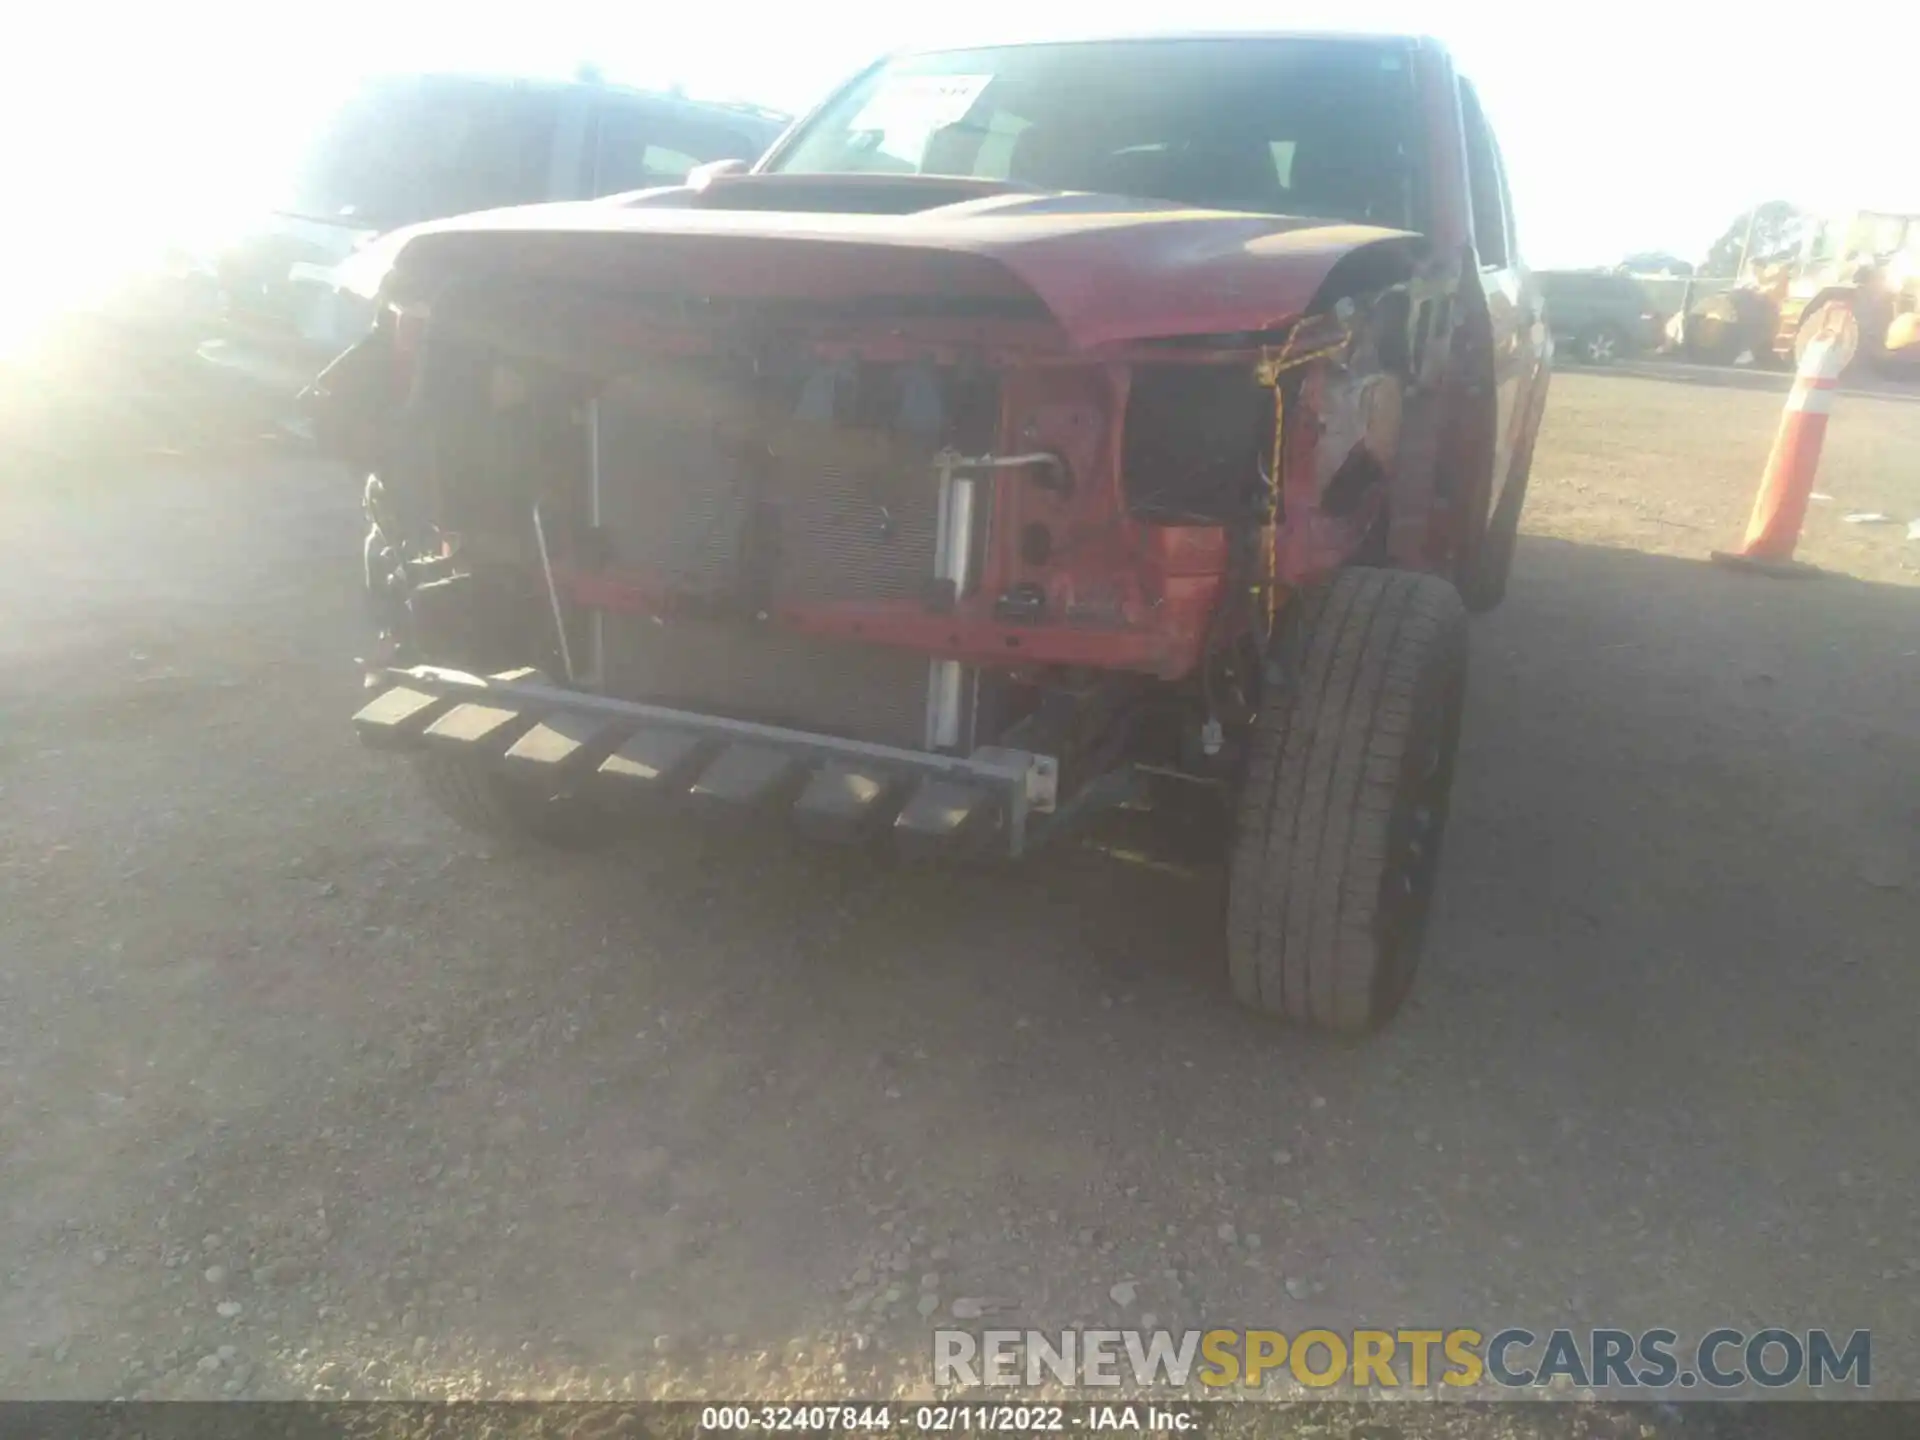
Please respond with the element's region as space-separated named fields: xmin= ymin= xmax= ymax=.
xmin=327 ymin=32 xmax=1551 ymax=1034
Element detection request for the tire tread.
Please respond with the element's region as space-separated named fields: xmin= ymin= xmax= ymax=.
xmin=1227 ymin=567 xmax=1468 ymax=1031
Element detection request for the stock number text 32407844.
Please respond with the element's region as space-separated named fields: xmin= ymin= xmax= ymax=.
xmin=700 ymin=1407 xmax=897 ymax=1433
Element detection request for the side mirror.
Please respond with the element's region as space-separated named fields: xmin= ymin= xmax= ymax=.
xmin=687 ymin=158 xmax=749 ymax=191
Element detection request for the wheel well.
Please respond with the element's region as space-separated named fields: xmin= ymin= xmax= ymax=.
xmin=1435 ymin=258 xmax=1499 ymax=577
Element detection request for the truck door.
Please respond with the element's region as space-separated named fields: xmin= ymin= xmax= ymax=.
xmin=1458 ymin=79 xmax=1544 ymax=522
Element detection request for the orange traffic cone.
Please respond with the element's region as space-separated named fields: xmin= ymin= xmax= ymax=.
xmin=1711 ymin=302 xmax=1857 ymax=577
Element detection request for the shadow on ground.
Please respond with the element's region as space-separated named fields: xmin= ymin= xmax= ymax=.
xmin=1 ymin=469 xmax=1915 ymax=1405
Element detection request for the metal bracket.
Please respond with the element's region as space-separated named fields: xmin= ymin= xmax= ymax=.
xmin=923 ymin=447 xmax=1070 ymax=752
xmin=972 ymin=746 xmax=1059 ymax=813
xmin=935 ymin=448 xmax=1067 ymax=484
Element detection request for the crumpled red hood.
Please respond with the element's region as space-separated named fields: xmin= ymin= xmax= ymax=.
xmin=362 ymin=186 xmax=1414 ymax=352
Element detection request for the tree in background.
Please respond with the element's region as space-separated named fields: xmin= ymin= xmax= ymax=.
xmin=1702 ymin=201 xmax=1808 ymax=278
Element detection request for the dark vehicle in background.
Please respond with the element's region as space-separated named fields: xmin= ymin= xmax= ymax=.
xmin=201 ymin=74 xmax=787 ymax=395
xmin=1537 ymin=269 xmax=1659 ymax=364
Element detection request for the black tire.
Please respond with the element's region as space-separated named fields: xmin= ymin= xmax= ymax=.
xmin=1573 ymin=323 xmax=1626 ymax=366
xmin=413 ymin=751 xmax=618 ymax=851
xmin=1227 ymin=568 xmax=1468 ymax=1033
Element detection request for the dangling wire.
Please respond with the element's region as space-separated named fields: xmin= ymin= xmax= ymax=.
xmin=1253 ymin=320 xmax=1351 ymax=645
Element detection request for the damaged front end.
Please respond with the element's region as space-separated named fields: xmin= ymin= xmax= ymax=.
xmin=323 ymin=201 xmax=1434 ymax=856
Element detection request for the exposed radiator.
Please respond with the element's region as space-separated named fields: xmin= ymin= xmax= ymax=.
xmin=602 ymin=617 xmax=935 ymax=750
xmin=589 ymin=358 xmax=974 ymax=750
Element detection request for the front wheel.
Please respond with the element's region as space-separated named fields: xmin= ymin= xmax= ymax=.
xmin=1226 ymin=568 xmax=1468 ymax=1033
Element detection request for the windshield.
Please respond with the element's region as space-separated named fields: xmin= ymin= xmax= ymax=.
xmin=767 ymin=38 xmax=1423 ymax=228
xmin=283 ymin=77 xmax=561 ymax=229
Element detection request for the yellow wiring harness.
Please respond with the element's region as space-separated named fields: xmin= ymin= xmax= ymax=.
xmin=1253 ymin=321 xmax=1352 ymax=643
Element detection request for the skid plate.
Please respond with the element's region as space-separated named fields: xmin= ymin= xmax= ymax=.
xmin=354 ymin=666 xmax=1056 ymax=857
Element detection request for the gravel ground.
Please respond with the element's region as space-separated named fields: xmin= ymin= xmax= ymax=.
xmin=1 ymin=374 xmax=1916 ymax=1417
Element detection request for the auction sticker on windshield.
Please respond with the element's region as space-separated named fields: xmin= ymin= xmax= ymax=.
xmin=848 ymin=75 xmax=992 ymax=137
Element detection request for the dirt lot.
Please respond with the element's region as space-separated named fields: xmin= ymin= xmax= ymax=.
xmin=1 ymin=372 xmax=1916 ymax=1413
xmin=1532 ymin=369 xmax=1920 ymax=582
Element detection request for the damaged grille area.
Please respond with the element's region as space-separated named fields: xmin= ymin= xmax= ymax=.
xmin=589 ymin=357 xmax=995 ymax=749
